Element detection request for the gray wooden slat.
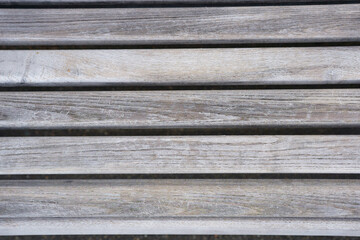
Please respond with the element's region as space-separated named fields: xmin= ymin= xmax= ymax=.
xmin=1 ymin=218 xmax=360 ymax=236
xmin=1 ymin=4 xmax=359 ymax=46
xmin=1 ymin=89 xmax=360 ymax=129
xmin=2 ymin=47 xmax=360 ymax=86
xmin=0 ymin=0 xmax=356 ymax=7
xmin=1 ymin=179 xmax=359 ymax=218
xmin=1 ymin=136 xmax=360 ymax=174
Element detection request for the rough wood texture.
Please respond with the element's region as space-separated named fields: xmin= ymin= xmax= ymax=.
xmin=1 ymin=136 xmax=360 ymax=174
xmin=0 ymin=0 xmax=357 ymax=7
xmin=1 ymin=90 xmax=360 ymax=129
xmin=1 ymin=179 xmax=359 ymax=218
xmin=2 ymin=218 xmax=360 ymax=236
xmin=1 ymin=4 xmax=360 ymax=46
xmin=2 ymin=47 xmax=360 ymax=86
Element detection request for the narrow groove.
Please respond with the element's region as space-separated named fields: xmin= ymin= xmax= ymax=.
xmin=0 ymin=174 xmax=359 ymax=180
xmin=1 ymin=84 xmax=360 ymax=91
xmin=0 ymin=235 xmax=357 ymax=240
xmin=1 ymin=0 xmax=360 ymax=8
xmin=1 ymin=126 xmax=360 ymax=136
xmin=1 ymin=41 xmax=360 ymax=50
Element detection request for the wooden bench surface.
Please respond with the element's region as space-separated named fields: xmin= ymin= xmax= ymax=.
xmin=0 ymin=0 xmax=359 ymax=236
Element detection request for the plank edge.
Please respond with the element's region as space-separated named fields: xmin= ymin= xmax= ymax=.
xmin=1 ymin=218 xmax=360 ymax=236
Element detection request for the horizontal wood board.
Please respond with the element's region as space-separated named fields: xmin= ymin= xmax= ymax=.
xmin=1 ymin=90 xmax=360 ymax=128
xmin=1 ymin=217 xmax=360 ymax=236
xmin=2 ymin=47 xmax=360 ymax=86
xmin=1 ymin=4 xmax=360 ymax=46
xmin=1 ymin=179 xmax=359 ymax=218
xmin=1 ymin=136 xmax=360 ymax=174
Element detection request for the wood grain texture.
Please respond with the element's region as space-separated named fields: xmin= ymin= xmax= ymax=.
xmin=2 ymin=47 xmax=360 ymax=86
xmin=1 ymin=4 xmax=360 ymax=46
xmin=2 ymin=218 xmax=360 ymax=236
xmin=1 ymin=90 xmax=360 ymax=129
xmin=1 ymin=136 xmax=360 ymax=174
xmin=1 ymin=179 xmax=359 ymax=218
xmin=0 ymin=0 xmax=357 ymax=7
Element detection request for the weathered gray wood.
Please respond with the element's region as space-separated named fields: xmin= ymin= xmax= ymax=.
xmin=0 ymin=0 xmax=356 ymax=7
xmin=1 ymin=218 xmax=360 ymax=236
xmin=2 ymin=47 xmax=360 ymax=86
xmin=1 ymin=179 xmax=359 ymax=218
xmin=1 ymin=90 xmax=360 ymax=129
xmin=1 ymin=4 xmax=360 ymax=46
xmin=1 ymin=136 xmax=360 ymax=174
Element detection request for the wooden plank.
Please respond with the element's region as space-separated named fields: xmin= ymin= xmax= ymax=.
xmin=0 ymin=0 xmax=356 ymax=7
xmin=1 ymin=218 xmax=360 ymax=236
xmin=1 ymin=179 xmax=359 ymax=218
xmin=1 ymin=89 xmax=360 ymax=129
xmin=2 ymin=47 xmax=360 ymax=86
xmin=1 ymin=4 xmax=360 ymax=46
xmin=1 ymin=136 xmax=360 ymax=174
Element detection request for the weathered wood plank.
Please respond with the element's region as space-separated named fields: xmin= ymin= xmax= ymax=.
xmin=0 ymin=90 xmax=359 ymax=129
xmin=1 ymin=4 xmax=359 ymax=46
xmin=0 ymin=0 xmax=356 ymax=7
xmin=2 ymin=47 xmax=360 ymax=86
xmin=1 ymin=179 xmax=359 ymax=218
xmin=1 ymin=136 xmax=360 ymax=174
xmin=2 ymin=218 xmax=360 ymax=236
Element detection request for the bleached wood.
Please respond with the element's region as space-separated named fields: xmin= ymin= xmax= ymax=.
xmin=1 ymin=4 xmax=360 ymax=46
xmin=1 ymin=218 xmax=360 ymax=236
xmin=1 ymin=179 xmax=359 ymax=218
xmin=1 ymin=89 xmax=360 ymax=129
xmin=2 ymin=47 xmax=360 ymax=86
xmin=1 ymin=136 xmax=360 ymax=174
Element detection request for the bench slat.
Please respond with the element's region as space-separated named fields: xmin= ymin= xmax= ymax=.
xmin=1 ymin=4 xmax=359 ymax=46
xmin=1 ymin=136 xmax=360 ymax=174
xmin=2 ymin=47 xmax=360 ymax=86
xmin=2 ymin=218 xmax=360 ymax=236
xmin=1 ymin=179 xmax=359 ymax=218
xmin=1 ymin=89 xmax=359 ymax=129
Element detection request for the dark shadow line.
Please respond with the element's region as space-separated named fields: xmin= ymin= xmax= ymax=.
xmin=1 ymin=0 xmax=360 ymax=8
xmin=2 ymin=41 xmax=360 ymax=50
xmin=0 ymin=173 xmax=359 ymax=180
xmin=1 ymin=84 xmax=360 ymax=91
xmin=1 ymin=125 xmax=360 ymax=136
xmin=0 ymin=235 xmax=358 ymax=240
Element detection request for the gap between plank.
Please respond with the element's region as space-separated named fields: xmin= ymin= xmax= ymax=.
xmin=1 ymin=84 xmax=360 ymax=91
xmin=1 ymin=0 xmax=360 ymax=8
xmin=2 ymin=41 xmax=360 ymax=50
xmin=0 ymin=174 xmax=359 ymax=180
xmin=1 ymin=125 xmax=360 ymax=136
